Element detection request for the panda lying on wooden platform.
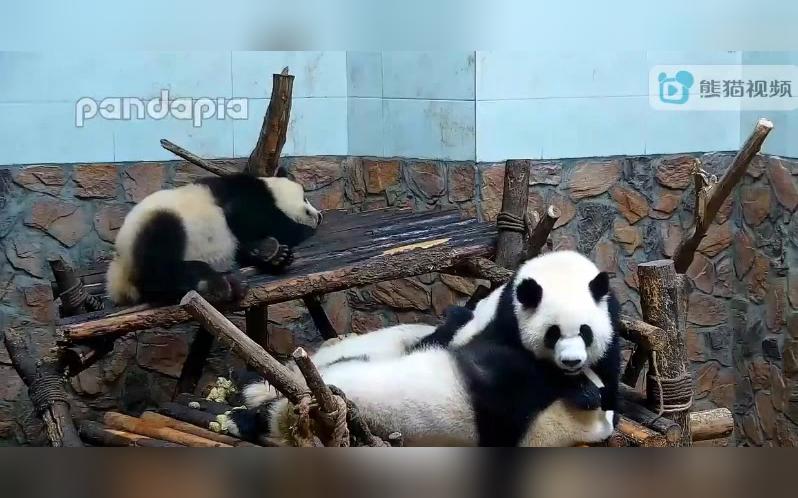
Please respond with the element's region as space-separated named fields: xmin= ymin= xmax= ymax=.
xmin=241 ymin=250 xmax=621 ymax=447
xmin=106 ymin=170 xmax=322 ymax=305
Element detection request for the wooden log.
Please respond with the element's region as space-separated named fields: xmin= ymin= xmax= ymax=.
xmin=49 ymin=257 xmax=102 ymax=315
xmin=618 ymin=397 xmax=681 ymax=445
xmin=525 ymin=205 xmax=560 ymax=259
xmin=62 ymin=339 xmax=116 ymax=377
xmin=292 ymin=347 xmax=349 ymax=447
xmin=245 ymin=305 xmax=269 ymax=349
xmin=3 ymin=328 xmax=82 ymax=447
xmin=618 ymin=318 xmax=667 ymax=352
xmin=103 ymin=412 xmax=232 ymax=448
xmin=140 ymin=411 xmax=259 ymax=447
xmin=61 ymin=240 xmax=494 ymax=343
xmin=613 ymin=416 xmax=668 ymax=447
xmin=160 ymin=139 xmax=233 ymax=177
xmin=180 ymin=291 xmax=307 ymax=404
xmin=174 ymin=326 xmax=214 ymax=397
xmin=494 ymin=159 xmax=531 ymax=270
xmin=690 ymin=408 xmax=733 ymax=442
xmin=78 ymin=420 xmax=183 ymax=447
xmin=246 ymin=68 xmax=293 ymax=177
xmin=303 ymin=296 xmax=339 ymax=340
xmin=673 ymin=118 xmax=773 ymax=273
xmin=448 ymin=256 xmax=512 ymax=284
xmin=159 ymin=401 xmax=217 ymax=428
xmin=637 ymin=260 xmax=692 ymax=446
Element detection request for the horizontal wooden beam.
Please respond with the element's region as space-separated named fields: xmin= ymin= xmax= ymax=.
xmin=690 ymin=408 xmax=733 ymax=442
xmin=618 ymin=318 xmax=667 ymax=352
xmin=60 ymin=241 xmax=493 ymax=343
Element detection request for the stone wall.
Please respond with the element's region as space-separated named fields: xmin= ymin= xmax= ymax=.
xmin=0 ymin=153 xmax=796 ymax=446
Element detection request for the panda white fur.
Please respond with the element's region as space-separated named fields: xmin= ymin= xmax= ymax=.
xmin=243 ymin=250 xmax=621 ymax=447
xmin=107 ymin=171 xmax=322 ymax=305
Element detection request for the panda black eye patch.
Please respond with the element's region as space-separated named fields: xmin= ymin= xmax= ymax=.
xmin=579 ymin=325 xmax=594 ymax=347
xmin=544 ymin=325 xmax=560 ymax=349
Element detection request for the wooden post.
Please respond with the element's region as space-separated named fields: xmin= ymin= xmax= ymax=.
xmin=174 ymin=326 xmax=215 ymax=397
xmin=3 ymin=328 xmax=82 ymax=447
xmin=494 ymin=159 xmax=531 ymax=270
xmin=246 ymin=68 xmax=294 ymax=177
xmin=524 ymin=205 xmax=560 ymax=259
xmin=303 ymin=296 xmax=338 ymax=340
xmin=637 ymin=260 xmax=692 ymax=446
xmin=293 ymin=347 xmax=350 ymax=447
xmin=467 ymin=160 xmax=530 ymax=308
xmin=49 ymin=257 xmax=102 ymax=315
xmin=673 ymin=118 xmax=773 ymax=273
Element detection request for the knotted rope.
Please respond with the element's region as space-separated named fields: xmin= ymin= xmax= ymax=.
xmin=496 ymin=212 xmax=526 ymax=233
xmin=647 ymin=351 xmax=694 ymax=417
xmin=29 ymin=375 xmax=69 ymax=413
xmin=60 ymin=282 xmax=103 ymax=314
xmin=289 ymin=392 xmax=349 ymax=447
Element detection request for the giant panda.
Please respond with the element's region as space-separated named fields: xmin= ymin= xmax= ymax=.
xmin=242 ymin=250 xmax=621 ymax=447
xmin=106 ymin=171 xmax=322 ymax=305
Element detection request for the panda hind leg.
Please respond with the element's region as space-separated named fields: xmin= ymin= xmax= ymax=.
xmin=238 ymin=238 xmax=295 ymax=274
xmin=136 ymin=261 xmax=246 ymax=304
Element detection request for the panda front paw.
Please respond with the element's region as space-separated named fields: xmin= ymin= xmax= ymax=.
xmin=245 ymin=238 xmax=295 ymax=274
xmin=565 ymin=383 xmax=603 ymax=411
xmin=266 ymin=245 xmax=294 ymax=272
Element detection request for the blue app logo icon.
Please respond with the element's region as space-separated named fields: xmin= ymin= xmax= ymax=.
xmin=658 ymin=71 xmax=694 ymax=105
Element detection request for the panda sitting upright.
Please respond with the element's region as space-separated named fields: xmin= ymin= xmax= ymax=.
xmin=242 ymin=250 xmax=621 ymax=446
xmin=107 ymin=170 xmax=322 ymax=305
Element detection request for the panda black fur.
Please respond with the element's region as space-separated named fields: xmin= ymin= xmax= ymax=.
xmin=243 ymin=250 xmax=622 ymax=446
xmin=107 ymin=171 xmax=322 ymax=305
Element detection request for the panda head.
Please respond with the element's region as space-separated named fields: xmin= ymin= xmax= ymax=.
xmin=261 ymin=174 xmax=322 ymax=229
xmin=511 ymin=251 xmax=614 ymax=375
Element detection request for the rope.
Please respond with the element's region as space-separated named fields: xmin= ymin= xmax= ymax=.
xmin=289 ymin=392 xmax=350 ymax=447
xmin=289 ymin=393 xmax=316 ymax=447
xmin=28 ymin=375 xmax=69 ymax=413
xmin=315 ymin=395 xmax=350 ymax=447
xmin=60 ymin=282 xmax=103 ymax=313
xmin=496 ymin=212 xmax=526 ymax=233
xmin=647 ymin=351 xmax=694 ymax=417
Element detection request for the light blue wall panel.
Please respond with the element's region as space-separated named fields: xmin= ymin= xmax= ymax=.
xmin=346 ymin=52 xmax=382 ymax=98
xmin=232 ymin=51 xmax=347 ymax=98
xmin=476 ymin=51 xmax=647 ymax=100
xmin=477 ymin=96 xmax=647 ymax=162
xmin=382 ymin=98 xmax=475 ymax=160
xmin=381 ymin=52 xmax=475 ymax=100
xmin=0 ymin=102 xmax=115 ymax=164
xmin=347 ymin=98 xmax=383 ymax=156
xmin=234 ymin=97 xmax=348 ymax=157
xmin=646 ymin=108 xmax=740 ymax=154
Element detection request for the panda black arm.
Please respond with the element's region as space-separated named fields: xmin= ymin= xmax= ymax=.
xmin=406 ymin=305 xmax=473 ymax=353
xmin=593 ymin=293 xmax=623 ymax=412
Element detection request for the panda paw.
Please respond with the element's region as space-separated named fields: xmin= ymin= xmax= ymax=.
xmin=565 ymin=383 xmax=603 ymax=411
xmin=198 ymin=272 xmax=246 ymax=303
xmin=264 ymin=245 xmax=294 ymax=273
xmin=246 ymin=238 xmax=295 ymax=273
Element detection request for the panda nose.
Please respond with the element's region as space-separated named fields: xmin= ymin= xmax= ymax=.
xmin=562 ymin=359 xmax=582 ymax=368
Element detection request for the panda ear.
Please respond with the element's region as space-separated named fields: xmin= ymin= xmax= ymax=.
xmin=589 ymin=272 xmax=610 ymax=302
xmin=516 ymin=278 xmax=542 ymax=309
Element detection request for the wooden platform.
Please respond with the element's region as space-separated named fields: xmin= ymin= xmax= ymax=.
xmin=56 ymin=208 xmax=496 ymax=343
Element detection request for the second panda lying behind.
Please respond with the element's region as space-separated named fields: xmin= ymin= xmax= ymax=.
xmin=243 ymin=250 xmax=621 ymax=446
